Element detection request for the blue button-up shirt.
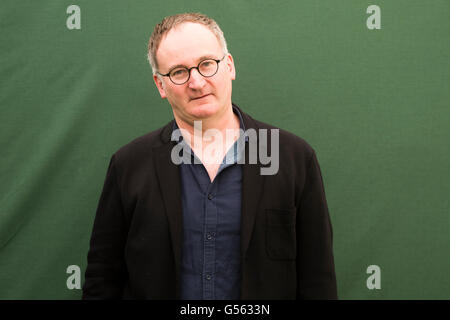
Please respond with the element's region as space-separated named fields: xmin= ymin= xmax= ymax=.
xmin=174 ymin=106 xmax=246 ymax=300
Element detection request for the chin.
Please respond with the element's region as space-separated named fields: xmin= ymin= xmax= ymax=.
xmin=188 ymin=102 xmax=221 ymax=119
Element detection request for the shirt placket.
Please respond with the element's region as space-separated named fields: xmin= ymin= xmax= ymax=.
xmin=202 ymin=171 xmax=218 ymax=300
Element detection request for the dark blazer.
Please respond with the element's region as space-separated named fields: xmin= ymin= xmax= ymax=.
xmin=82 ymin=104 xmax=337 ymax=300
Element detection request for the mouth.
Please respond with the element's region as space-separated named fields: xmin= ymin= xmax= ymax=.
xmin=191 ymin=94 xmax=211 ymax=101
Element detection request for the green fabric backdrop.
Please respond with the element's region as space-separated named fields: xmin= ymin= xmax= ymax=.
xmin=1 ymin=0 xmax=449 ymax=299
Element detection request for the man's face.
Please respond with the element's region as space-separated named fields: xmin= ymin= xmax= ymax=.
xmin=153 ymin=22 xmax=236 ymax=124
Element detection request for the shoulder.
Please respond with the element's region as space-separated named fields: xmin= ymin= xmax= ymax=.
xmin=242 ymin=112 xmax=323 ymax=203
xmin=111 ymin=120 xmax=174 ymax=167
xmin=246 ymin=114 xmax=316 ymax=164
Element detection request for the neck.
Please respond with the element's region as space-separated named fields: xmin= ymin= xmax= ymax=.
xmin=174 ymin=104 xmax=240 ymax=141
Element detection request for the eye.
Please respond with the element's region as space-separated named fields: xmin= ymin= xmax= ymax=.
xmin=171 ymin=68 xmax=187 ymax=77
xmin=199 ymin=60 xmax=217 ymax=75
xmin=200 ymin=60 xmax=213 ymax=68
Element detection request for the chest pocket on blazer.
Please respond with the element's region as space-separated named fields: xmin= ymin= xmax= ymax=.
xmin=265 ymin=208 xmax=296 ymax=260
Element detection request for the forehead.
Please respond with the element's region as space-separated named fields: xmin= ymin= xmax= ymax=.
xmin=156 ymin=22 xmax=222 ymax=69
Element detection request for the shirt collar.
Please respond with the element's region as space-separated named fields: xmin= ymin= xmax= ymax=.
xmin=171 ymin=104 xmax=247 ymax=166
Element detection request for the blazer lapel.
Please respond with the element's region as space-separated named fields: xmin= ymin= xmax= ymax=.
xmin=238 ymin=105 xmax=266 ymax=260
xmin=153 ymin=122 xmax=183 ymax=296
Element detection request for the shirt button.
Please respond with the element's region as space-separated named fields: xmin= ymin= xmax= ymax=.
xmin=205 ymin=274 xmax=212 ymax=281
xmin=208 ymin=194 xmax=213 ymax=200
xmin=206 ymin=233 xmax=214 ymax=240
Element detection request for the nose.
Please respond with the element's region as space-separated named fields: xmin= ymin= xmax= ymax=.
xmin=187 ymin=68 xmax=206 ymax=89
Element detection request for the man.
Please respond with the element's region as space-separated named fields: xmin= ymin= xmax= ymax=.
xmin=82 ymin=13 xmax=337 ymax=300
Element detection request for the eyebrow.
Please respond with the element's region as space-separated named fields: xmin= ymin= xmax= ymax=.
xmin=167 ymin=54 xmax=219 ymax=71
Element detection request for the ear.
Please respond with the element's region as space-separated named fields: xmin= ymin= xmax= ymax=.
xmin=153 ymin=74 xmax=167 ymax=99
xmin=225 ymin=53 xmax=236 ymax=80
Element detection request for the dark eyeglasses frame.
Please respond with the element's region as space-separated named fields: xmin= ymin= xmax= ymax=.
xmin=157 ymin=54 xmax=226 ymax=85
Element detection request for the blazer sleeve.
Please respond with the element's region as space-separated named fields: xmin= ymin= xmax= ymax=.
xmin=296 ymin=150 xmax=338 ymax=299
xmin=82 ymin=155 xmax=128 ymax=299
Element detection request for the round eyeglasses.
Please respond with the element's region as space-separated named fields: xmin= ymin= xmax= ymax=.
xmin=157 ymin=55 xmax=226 ymax=85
